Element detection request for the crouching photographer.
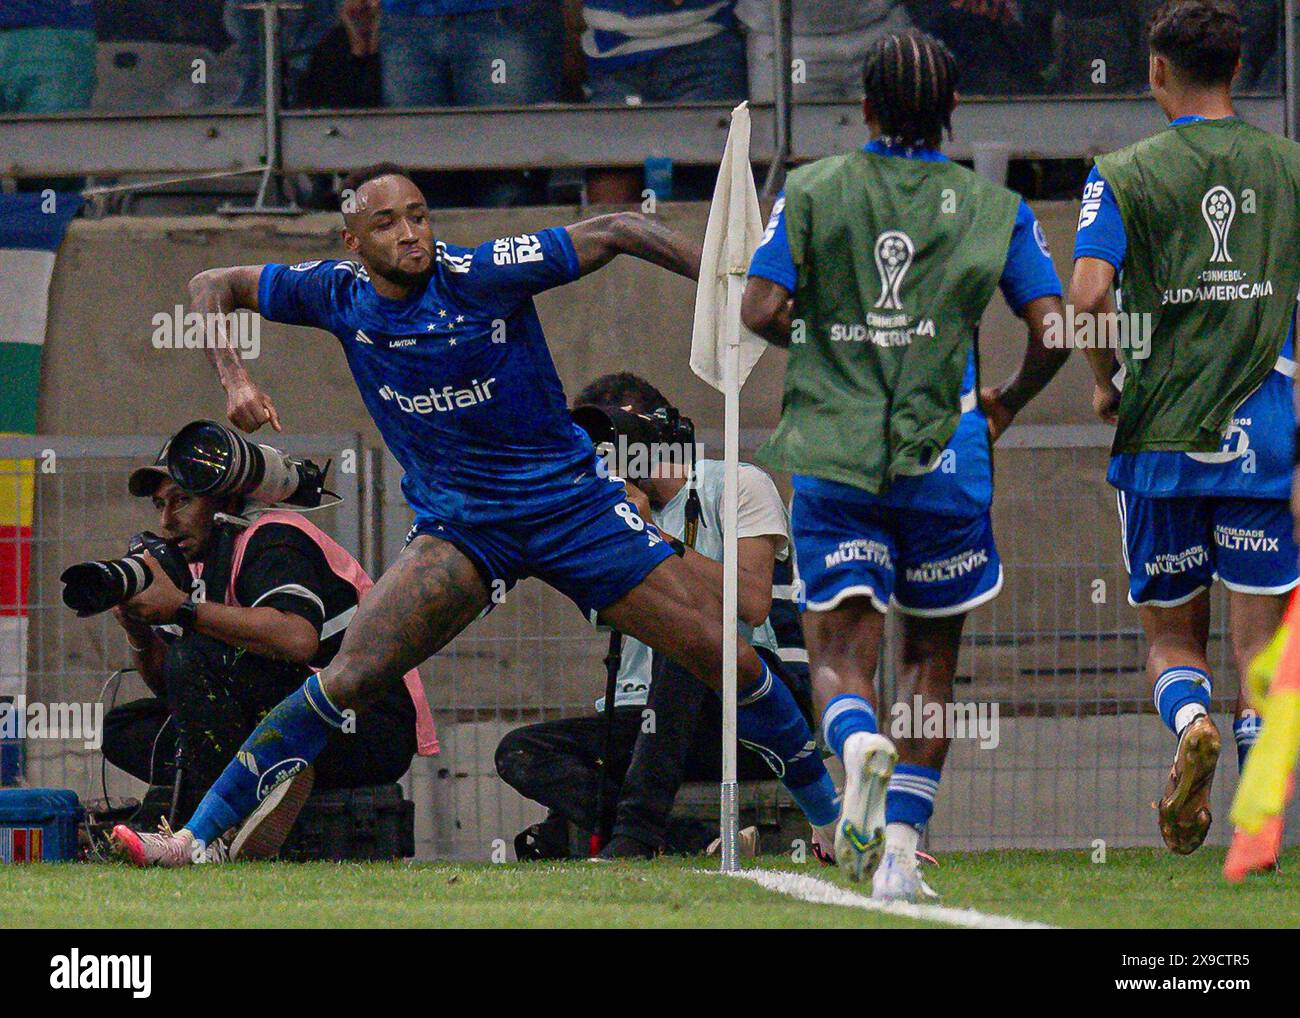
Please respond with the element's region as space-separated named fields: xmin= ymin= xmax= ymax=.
xmin=64 ymin=422 xmax=436 ymax=850
xmin=496 ymin=373 xmax=810 ymax=860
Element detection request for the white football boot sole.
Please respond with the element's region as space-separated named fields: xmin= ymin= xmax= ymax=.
xmin=835 ymin=732 xmax=897 ymax=882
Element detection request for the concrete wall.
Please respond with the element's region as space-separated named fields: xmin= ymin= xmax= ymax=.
xmin=38 ymin=201 xmax=1094 ymax=440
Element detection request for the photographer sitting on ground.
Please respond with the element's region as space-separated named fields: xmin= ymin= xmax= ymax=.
xmin=497 ymin=373 xmax=812 ymax=860
xmin=103 ymin=432 xmax=436 ymax=857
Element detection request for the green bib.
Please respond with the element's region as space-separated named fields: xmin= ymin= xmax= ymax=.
xmin=757 ymin=150 xmax=1019 ymax=494
xmin=1095 ymin=117 xmax=1300 ymax=454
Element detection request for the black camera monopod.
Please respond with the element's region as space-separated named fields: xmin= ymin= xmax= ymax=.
xmin=590 ymin=631 xmax=624 ymax=856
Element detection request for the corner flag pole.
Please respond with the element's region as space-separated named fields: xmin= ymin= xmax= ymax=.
xmin=720 ymin=266 xmax=742 ymax=874
xmin=690 ymin=102 xmax=766 ymax=874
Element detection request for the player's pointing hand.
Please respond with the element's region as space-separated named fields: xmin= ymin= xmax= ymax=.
xmin=226 ymin=379 xmax=283 ymax=433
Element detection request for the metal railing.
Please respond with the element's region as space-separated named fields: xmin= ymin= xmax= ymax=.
xmin=1 ymin=1 xmax=1292 ymax=186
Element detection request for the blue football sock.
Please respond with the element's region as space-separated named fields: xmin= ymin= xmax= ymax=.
xmin=184 ymin=673 xmax=347 ymax=847
xmin=1233 ymin=711 xmax=1261 ymax=771
xmin=820 ymin=692 xmax=878 ymax=760
xmin=885 ymin=763 xmax=941 ymax=830
xmin=737 ymin=661 xmax=839 ymax=827
xmin=1153 ymin=666 xmax=1211 ymax=737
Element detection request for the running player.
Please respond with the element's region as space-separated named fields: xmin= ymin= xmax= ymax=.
xmin=742 ymin=30 xmax=1068 ymax=895
xmin=1069 ymin=0 xmax=1300 ymax=856
xmin=111 ymin=166 xmax=841 ymax=865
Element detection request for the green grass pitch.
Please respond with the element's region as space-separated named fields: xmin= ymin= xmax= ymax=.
xmin=3 ymin=847 xmax=1298 ymax=928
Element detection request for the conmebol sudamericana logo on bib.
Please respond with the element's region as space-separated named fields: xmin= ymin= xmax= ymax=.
xmin=873 ymin=230 xmax=915 ymax=310
xmin=1201 ymin=185 xmax=1236 ymax=263
xmin=1160 ymin=186 xmax=1273 ymax=305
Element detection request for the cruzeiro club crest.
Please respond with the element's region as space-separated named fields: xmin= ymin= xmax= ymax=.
xmin=873 ymin=230 xmax=915 ymax=310
xmin=1201 ymin=185 xmax=1236 ymax=263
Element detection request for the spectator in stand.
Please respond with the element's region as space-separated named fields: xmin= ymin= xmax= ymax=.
xmin=736 ymin=0 xmax=911 ymax=102
xmin=378 ymin=0 xmax=565 ymax=205
xmin=0 ymin=0 xmax=96 ymax=114
xmin=378 ymin=0 xmax=564 ymax=107
xmin=1239 ymin=0 xmax=1282 ymax=92
xmin=582 ymin=0 xmax=748 ymax=204
xmin=300 ymin=0 xmax=383 ymax=110
xmin=909 ymin=0 xmax=1054 ymax=95
xmin=224 ymin=0 xmax=343 ymax=108
xmin=1053 ymin=1 xmax=1134 ymax=94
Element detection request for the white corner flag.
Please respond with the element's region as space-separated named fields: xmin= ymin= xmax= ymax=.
xmin=689 ymin=101 xmax=768 ymax=873
xmin=690 ymin=101 xmax=768 ymax=391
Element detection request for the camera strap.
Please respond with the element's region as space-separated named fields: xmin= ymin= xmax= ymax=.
xmin=683 ymin=487 xmax=702 ymax=549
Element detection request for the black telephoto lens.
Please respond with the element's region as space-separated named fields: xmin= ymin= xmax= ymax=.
xmin=167 ymin=419 xmax=251 ymax=496
xmin=59 ymin=555 xmax=153 ymax=617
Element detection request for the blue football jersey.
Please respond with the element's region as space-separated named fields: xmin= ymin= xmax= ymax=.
xmin=258 ymin=227 xmax=599 ymax=525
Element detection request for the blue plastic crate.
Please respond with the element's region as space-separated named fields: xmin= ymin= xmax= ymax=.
xmin=0 ymin=789 xmax=82 ymax=862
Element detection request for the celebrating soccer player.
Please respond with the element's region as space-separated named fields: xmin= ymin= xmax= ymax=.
xmin=1069 ymin=0 xmax=1300 ymax=857
xmin=742 ymin=30 xmax=1068 ymax=895
xmin=109 ymin=165 xmax=843 ymax=865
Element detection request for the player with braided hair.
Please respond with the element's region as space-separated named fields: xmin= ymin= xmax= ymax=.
xmin=743 ymin=28 xmax=1068 ymax=897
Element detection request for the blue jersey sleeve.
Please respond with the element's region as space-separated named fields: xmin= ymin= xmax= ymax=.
xmin=998 ymin=200 xmax=1062 ymax=315
xmin=1073 ymin=165 xmax=1127 ymax=270
xmin=747 ymin=193 xmax=797 ymax=292
xmin=257 ymin=260 xmax=349 ymax=333
xmin=451 ymin=226 xmax=581 ymax=311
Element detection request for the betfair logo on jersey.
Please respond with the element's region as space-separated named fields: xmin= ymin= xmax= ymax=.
xmin=492 ymin=234 xmax=544 ymax=266
xmin=378 ymin=378 xmax=497 ymax=413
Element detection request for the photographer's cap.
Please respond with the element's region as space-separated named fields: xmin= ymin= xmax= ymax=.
xmin=127 ymin=439 xmax=173 ymax=497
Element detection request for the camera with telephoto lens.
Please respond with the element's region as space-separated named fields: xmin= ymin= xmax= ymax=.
xmin=60 ymin=531 xmax=193 ymax=617
xmin=571 ymin=403 xmax=696 ymax=483
xmin=166 ymin=419 xmax=328 ymax=508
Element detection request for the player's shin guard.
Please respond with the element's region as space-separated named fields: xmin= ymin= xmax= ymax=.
xmin=737 ymin=661 xmax=839 ymax=827
xmin=183 ymin=673 xmax=346 ymax=847
xmin=1154 ymin=666 xmax=1212 ymax=736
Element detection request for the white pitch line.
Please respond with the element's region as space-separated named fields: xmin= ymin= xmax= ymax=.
xmin=726 ymin=868 xmax=1056 ymax=930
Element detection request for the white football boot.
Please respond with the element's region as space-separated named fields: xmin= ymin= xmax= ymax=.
xmin=834 ymin=731 xmax=897 ymax=882
xmin=873 ymin=844 xmax=939 ymax=901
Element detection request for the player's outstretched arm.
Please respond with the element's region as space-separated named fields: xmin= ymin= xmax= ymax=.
xmin=1068 ymin=256 xmax=1122 ymax=424
xmin=187 ymin=265 xmax=282 ymax=433
xmin=740 ymin=276 xmax=794 ymax=347
xmin=564 ymin=212 xmax=701 ymax=281
xmin=980 ymin=293 xmax=1070 ymax=440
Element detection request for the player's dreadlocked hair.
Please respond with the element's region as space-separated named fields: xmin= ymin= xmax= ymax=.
xmin=574 ymin=372 xmax=671 ymax=414
xmin=861 ymin=29 xmax=959 ymax=150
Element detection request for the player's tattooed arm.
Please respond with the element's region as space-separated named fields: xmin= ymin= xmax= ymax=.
xmin=187 ymin=265 xmax=282 ymax=433
xmin=1068 ymin=256 xmax=1122 ymax=425
xmin=740 ymin=276 xmax=794 ymax=347
xmin=565 ymin=212 xmax=702 ymax=281
xmin=980 ymin=293 xmax=1071 ymax=440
